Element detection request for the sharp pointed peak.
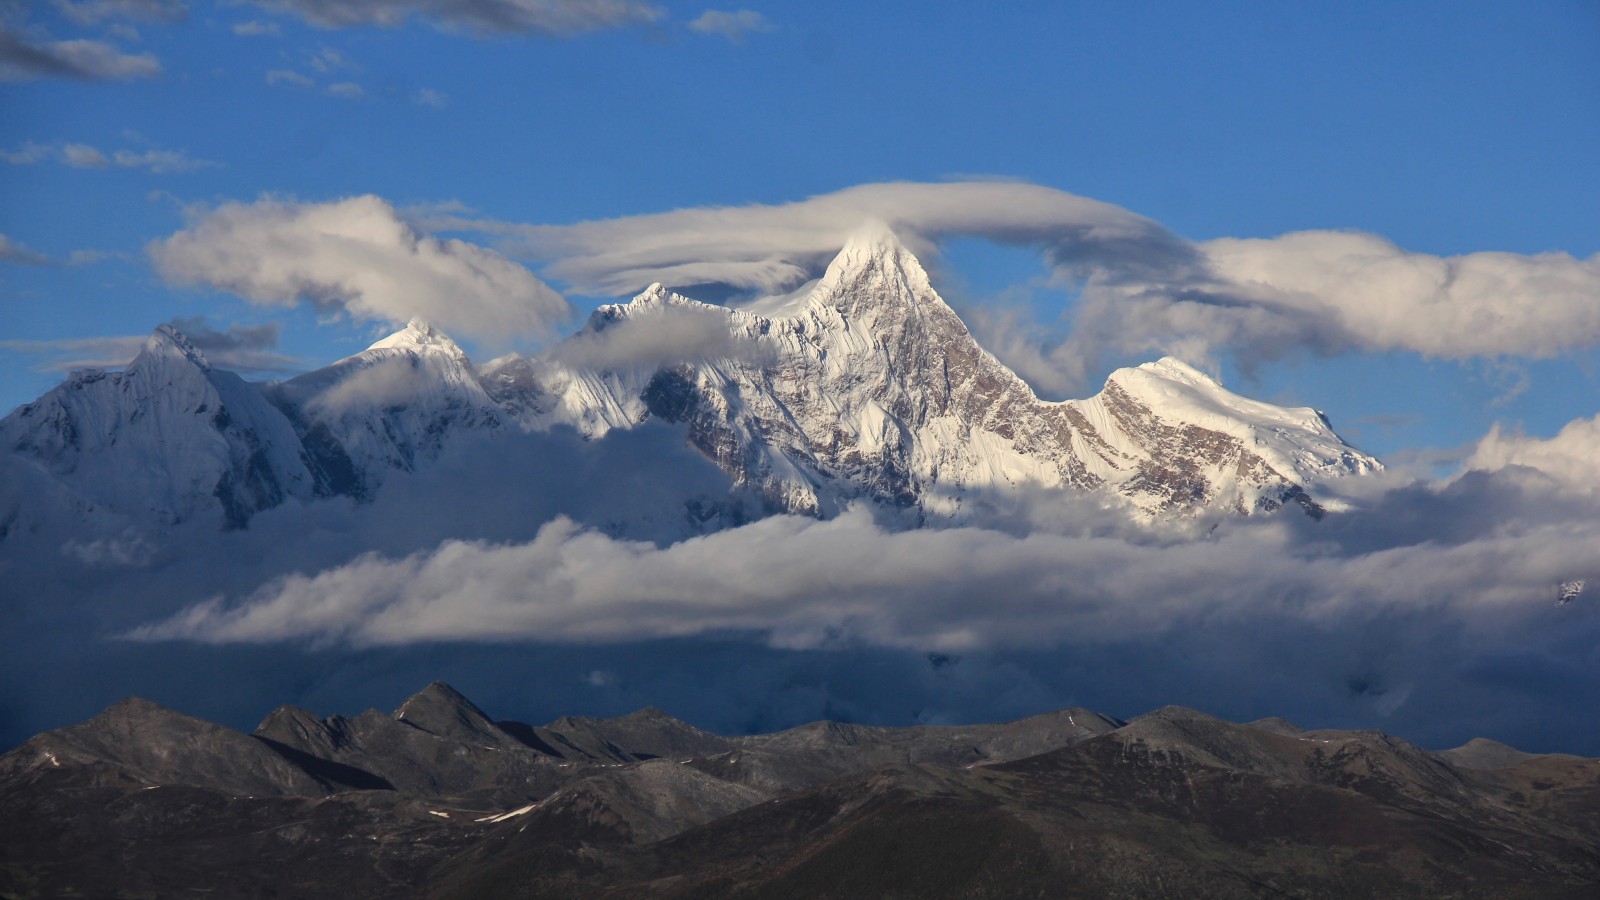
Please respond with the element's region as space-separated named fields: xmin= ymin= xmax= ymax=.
xmin=365 ymin=317 xmax=467 ymax=359
xmin=816 ymin=219 xmax=934 ymax=298
xmin=136 ymin=323 xmax=210 ymax=371
xmin=398 ymin=680 xmax=472 ymax=707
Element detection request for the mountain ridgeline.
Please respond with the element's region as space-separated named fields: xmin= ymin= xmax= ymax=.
xmin=2 ymin=684 xmax=1596 ymax=898
xmin=0 ymin=227 xmax=1379 ymax=546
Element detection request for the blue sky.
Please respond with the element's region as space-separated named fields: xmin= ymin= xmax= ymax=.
xmin=4 ymin=1 xmax=1598 ymax=463
xmin=5 ymin=1 xmax=1600 ymax=754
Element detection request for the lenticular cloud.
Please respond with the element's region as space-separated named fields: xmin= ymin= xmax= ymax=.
xmin=447 ymin=181 xmax=1600 ymax=375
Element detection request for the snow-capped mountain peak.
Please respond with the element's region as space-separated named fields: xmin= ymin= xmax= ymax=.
xmin=510 ymin=226 xmax=1380 ymax=520
xmin=364 ymin=317 xmax=469 ymax=363
xmin=140 ymin=324 xmax=212 ymax=371
xmin=810 ymin=219 xmax=936 ymax=316
xmin=0 ymin=229 xmax=1384 ymax=544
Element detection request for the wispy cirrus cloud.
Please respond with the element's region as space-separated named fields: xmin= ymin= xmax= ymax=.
xmin=148 ymin=195 xmax=571 ymax=341
xmin=241 ymin=0 xmax=662 ymax=36
xmin=0 ymin=234 xmax=112 ymax=268
xmin=0 ymin=28 xmax=161 ymax=81
xmin=232 ymin=20 xmax=281 ymax=36
xmin=50 ymin=0 xmax=188 ymax=26
xmin=2 ymin=140 xmax=216 ymax=173
xmin=0 ymin=317 xmax=302 ymax=374
xmin=265 ymin=68 xmax=314 ymax=87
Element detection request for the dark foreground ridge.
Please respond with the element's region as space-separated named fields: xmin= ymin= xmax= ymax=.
xmin=2 ymin=683 xmax=1597 ymax=899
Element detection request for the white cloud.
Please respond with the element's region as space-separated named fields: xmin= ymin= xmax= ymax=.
xmin=0 ymin=30 xmax=162 ymax=81
xmin=440 ymin=181 xmax=1600 ymax=388
xmin=132 ymin=493 xmax=1600 ymax=651
xmin=147 ymin=195 xmax=572 ymax=341
xmin=241 ymin=0 xmax=662 ymax=35
xmin=10 ymin=140 xmax=218 ymax=172
xmin=307 ymin=45 xmax=354 ymax=73
xmin=266 ymin=68 xmax=314 ymax=86
xmin=414 ymin=87 xmax=448 ymax=107
xmin=1196 ymin=231 xmax=1600 ymax=360
xmin=326 ymin=80 xmax=364 ymax=99
xmin=112 ymin=147 xmax=218 ymax=172
xmin=688 ymin=9 xmax=774 ymax=43
xmin=1464 ymin=416 xmax=1600 ymax=495
xmin=306 ymin=355 xmax=438 ymax=416
xmin=447 ymin=181 xmax=1185 ymax=298
xmin=550 ymin=297 xmax=764 ymax=371
xmin=61 ymin=143 xmax=110 ymax=168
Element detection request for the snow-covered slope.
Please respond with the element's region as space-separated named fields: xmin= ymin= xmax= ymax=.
xmin=0 ymin=226 xmax=1380 ymax=543
xmin=509 ymin=224 xmax=1380 ymax=519
xmin=267 ymin=318 xmax=507 ymax=499
xmin=0 ymin=326 xmax=320 ymax=534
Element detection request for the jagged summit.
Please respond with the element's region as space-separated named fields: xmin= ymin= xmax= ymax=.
xmin=393 ymin=681 xmax=510 ymax=745
xmin=809 ymin=220 xmax=936 ymax=316
xmin=138 ymin=323 xmax=212 ymax=371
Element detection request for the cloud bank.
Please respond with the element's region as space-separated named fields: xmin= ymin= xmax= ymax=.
xmin=5 ymin=411 xmax=1597 ymax=755
xmin=105 ymin=432 xmax=1599 ymax=756
xmin=242 ymin=0 xmax=662 ymax=35
xmin=148 ymin=195 xmax=571 ymax=341
xmin=132 ymin=424 xmax=1600 ymax=657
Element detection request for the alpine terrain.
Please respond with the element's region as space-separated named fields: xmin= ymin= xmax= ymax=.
xmin=0 ymin=225 xmax=1379 ymax=547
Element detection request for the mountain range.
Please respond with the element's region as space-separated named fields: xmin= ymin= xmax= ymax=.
xmin=0 ymin=225 xmax=1380 ymax=548
xmin=3 ymin=683 xmax=1595 ymax=898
